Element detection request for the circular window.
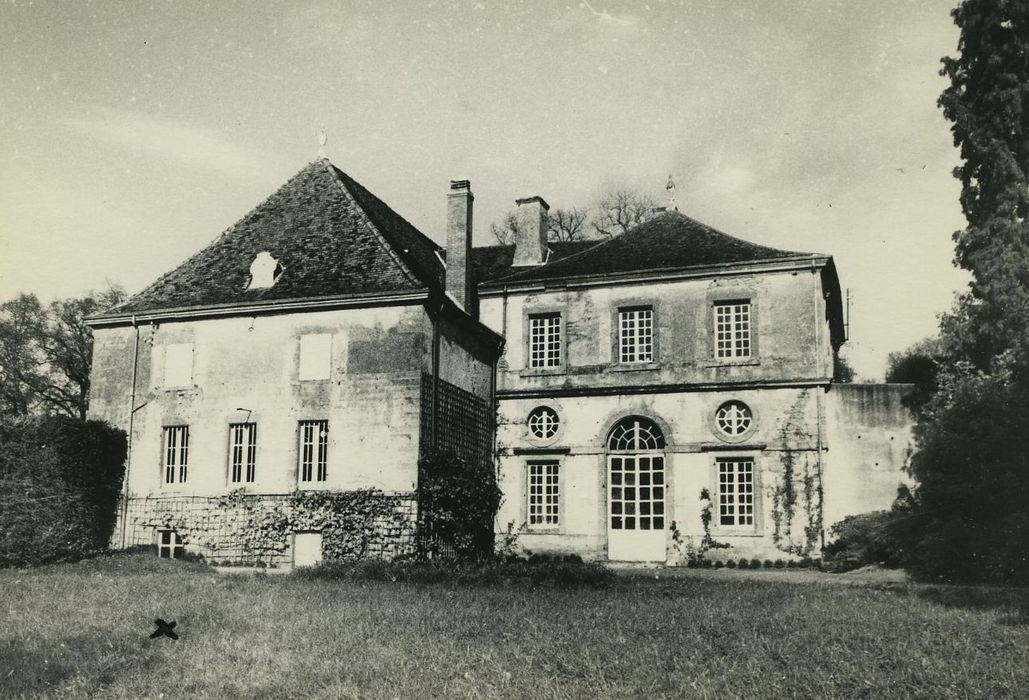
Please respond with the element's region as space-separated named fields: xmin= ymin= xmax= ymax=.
xmin=715 ymin=401 xmax=753 ymax=436
xmin=527 ymin=406 xmax=560 ymax=439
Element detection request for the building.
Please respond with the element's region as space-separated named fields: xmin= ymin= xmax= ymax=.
xmin=87 ymin=159 xmax=912 ymax=566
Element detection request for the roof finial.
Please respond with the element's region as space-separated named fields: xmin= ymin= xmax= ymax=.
xmin=317 ymin=126 xmax=328 ymax=159
xmin=665 ymin=174 xmax=677 ymax=211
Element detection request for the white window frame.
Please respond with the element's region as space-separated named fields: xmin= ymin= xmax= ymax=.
xmin=715 ymin=401 xmax=753 ymax=437
xmin=298 ymin=420 xmax=329 ymax=483
xmin=714 ymin=301 xmax=752 ymax=359
xmin=527 ymin=460 xmax=560 ymax=528
xmin=157 ymin=529 xmax=184 ymax=559
xmin=528 ymin=313 xmax=562 ymax=369
xmin=716 ymin=457 xmax=756 ymax=529
xmin=618 ymin=306 xmax=654 ymax=364
xmin=228 ymin=423 xmax=258 ymax=484
xmin=299 ymin=333 xmax=332 ymax=381
xmin=162 ymin=426 xmax=189 ymax=485
xmin=163 ymin=343 xmax=194 ymax=387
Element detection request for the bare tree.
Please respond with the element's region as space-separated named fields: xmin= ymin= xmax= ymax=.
xmin=490 ymin=212 xmax=523 ymax=245
xmin=548 ymin=207 xmax=590 ymax=242
xmin=592 ymin=189 xmax=658 ymax=239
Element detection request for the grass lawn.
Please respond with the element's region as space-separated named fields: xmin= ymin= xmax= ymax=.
xmin=3 ymin=554 xmax=1029 ymax=698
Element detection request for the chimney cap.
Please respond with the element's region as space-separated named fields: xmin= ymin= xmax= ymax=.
xmin=515 ymin=195 xmax=550 ymax=211
xmin=449 ymin=179 xmax=471 ymax=191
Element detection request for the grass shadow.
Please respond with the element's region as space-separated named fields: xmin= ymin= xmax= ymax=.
xmin=905 ymin=584 xmax=1029 ymax=626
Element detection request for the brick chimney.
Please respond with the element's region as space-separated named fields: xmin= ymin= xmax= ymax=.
xmin=446 ymin=179 xmax=474 ymax=312
xmin=512 ymin=196 xmax=550 ymax=266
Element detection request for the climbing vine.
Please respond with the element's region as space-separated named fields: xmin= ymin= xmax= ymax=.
xmin=134 ymin=488 xmax=416 ymax=565
xmin=770 ymin=391 xmax=823 ymax=557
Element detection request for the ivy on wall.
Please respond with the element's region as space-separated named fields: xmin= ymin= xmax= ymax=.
xmin=132 ymin=488 xmax=416 ymax=565
xmin=769 ymin=390 xmax=823 ymax=557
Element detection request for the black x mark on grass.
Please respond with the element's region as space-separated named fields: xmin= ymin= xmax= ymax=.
xmin=150 ymin=619 xmax=178 ymax=641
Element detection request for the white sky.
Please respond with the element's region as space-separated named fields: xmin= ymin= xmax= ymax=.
xmin=0 ymin=0 xmax=969 ymax=379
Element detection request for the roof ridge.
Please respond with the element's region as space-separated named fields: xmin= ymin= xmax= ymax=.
xmin=666 ymin=210 xmax=815 ymax=257
xmin=321 ymin=160 xmax=422 ymax=289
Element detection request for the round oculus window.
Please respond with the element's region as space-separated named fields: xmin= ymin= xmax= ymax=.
xmin=527 ymin=406 xmax=560 ymax=440
xmin=716 ymin=401 xmax=753 ymax=436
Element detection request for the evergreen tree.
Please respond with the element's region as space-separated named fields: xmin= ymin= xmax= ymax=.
xmin=897 ymin=0 xmax=1029 ymax=583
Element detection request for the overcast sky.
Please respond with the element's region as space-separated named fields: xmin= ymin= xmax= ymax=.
xmin=0 ymin=0 xmax=967 ymax=378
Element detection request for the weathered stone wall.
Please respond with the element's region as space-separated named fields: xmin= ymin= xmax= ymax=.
xmin=121 ymin=493 xmax=417 ymax=566
xmin=823 ymin=383 xmax=915 ymax=529
xmin=495 ymin=388 xmax=825 ymax=563
xmin=479 ymin=267 xmax=835 ymax=393
xmin=89 ymin=305 xmax=431 ymax=503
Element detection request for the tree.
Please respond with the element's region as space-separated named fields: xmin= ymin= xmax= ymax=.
xmin=936 ymin=0 xmax=1029 ymax=373
xmin=548 ymin=207 xmax=590 ymax=242
xmin=832 ymin=351 xmax=855 ymax=383
xmin=592 ymin=189 xmax=657 ymax=239
xmin=491 ymin=206 xmax=592 ymax=245
xmin=892 ymin=1 xmax=1029 ymax=583
xmin=0 ymin=286 xmax=126 ymax=421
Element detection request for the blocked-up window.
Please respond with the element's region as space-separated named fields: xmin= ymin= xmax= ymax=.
xmin=157 ymin=530 xmax=184 ymax=559
xmin=298 ymin=420 xmax=329 ymax=483
xmin=714 ymin=301 xmax=752 ymax=359
xmin=162 ymin=426 xmax=189 ymax=484
xmin=717 ymin=458 xmax=755 ymax=527
xmin=299 ymin=334 xmax=332 ymax=380
xmin=163 ymin=343 xmax=194 ymax=387
xmin=619 ymin=307 xmax=654 ymax=363
xmin=527 ymin=461 xmax=560 ymax=526
xmin=228 ymin=423 xmax=258 ymax=484
xmin=528 ymin=314 xmax=562 ymax=369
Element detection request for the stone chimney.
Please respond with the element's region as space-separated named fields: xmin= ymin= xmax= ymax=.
xmin=512 ymin=196 xmax=550 ymax=266
xmin=446 ymin=179 xmax=474 ymax=312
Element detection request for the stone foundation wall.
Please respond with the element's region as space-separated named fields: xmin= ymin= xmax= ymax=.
xmin=118 ymin=492 xmax=418 ymax=566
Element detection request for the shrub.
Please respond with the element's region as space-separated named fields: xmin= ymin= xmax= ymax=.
xmin=773 ymin=559 xmax=786 ymax=569
xmin=822 ymin=510 xmax=905 ymax=573
xmin=714 ymin=560 xmax=724 ymax=569
xmin=294 ymin=554 xmax=615 ymax=588
xmin=737 ymin=559 xmax=750 ymax=569
xmin=0 ymin=416 xmax=126 ymax=567
xmin=726 ymin=559 xmax=737 ymax=569
xmin=418 ymin=450 xmax=501 ymax=559
xmin=763 ymin=560 xmax=774 ymax=568
xmin=750 ymin=558 xmax=762 ymax=569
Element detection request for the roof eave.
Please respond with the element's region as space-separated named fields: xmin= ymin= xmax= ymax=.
xmin=85 ymin=289 xmax=431 ymax=328
xmin=477 ymin=255 xmax=832 ymax=295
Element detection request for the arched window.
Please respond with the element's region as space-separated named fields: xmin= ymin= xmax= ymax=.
xmin=607 ymin=416 xmax=665 ymax=451
xmin=607 ymin=416 xmax=666 ymax=543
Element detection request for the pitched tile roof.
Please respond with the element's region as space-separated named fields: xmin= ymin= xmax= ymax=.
xmin=479 ymin=211 xmax=822 ymax=286
xmin=108 ymin=160 xmax=444 ymax=315
xmin=470 ymin=240 xmax=600 ymax=283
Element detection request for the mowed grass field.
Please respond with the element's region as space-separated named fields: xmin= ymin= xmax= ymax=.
xmin=3 ymin=554 xmax=1029 ymax=699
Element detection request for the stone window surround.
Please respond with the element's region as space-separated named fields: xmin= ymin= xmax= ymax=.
xmin=526 ymin=404 xmax=564 ymax=446
xmin=520 ymin=305 xmax=566 ymax=377
xmin=705 ymin=287 xmax=760 ymax=367
xmin=609 ymin=298 xmax=661 ymax=371
xmin=709 ymin=453 xmax=764 ymax=537
xmin=526 ymin=459 xmax=562 ymax=531
xmin=709 ymin=398 xmax=760 ymax=444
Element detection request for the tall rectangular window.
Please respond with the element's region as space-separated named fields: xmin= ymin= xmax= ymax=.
xmin=229 ymin=423 xmax=258 ymax=484
xmin=717 ymin=458 xmax=755 ymax=527
xmin=527 ymin=461 xmax=560 ymax=526
xmin=298 ymin=420 xmax=329 ymax=483
xmin=299 ymin=333 xmax=332 ymax=380
xmin=619 ymin=307 xmax=653 ymax=363
xmin=714 ymin=301 xmax=752 ymax=359
xmin=162 ymin=426 xmax=189 ymax=484
xmin=163 ymin=343 xmax=194 ymax=387
xmin=528 ymin=313 xmax=562 ymax=368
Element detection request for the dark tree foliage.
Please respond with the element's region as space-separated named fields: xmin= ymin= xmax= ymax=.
xmin=937 ymin=0 xmax=1029 ymax=372
xmin=0 ymin=286 xmax=125 ymax=421
xmin=0 ymin=416 xmax=127 ymax=567
xmin=832 ymin=351 xmax=855 ymax=383
xmin=895 ymin=1 xmax=1029 ymax=583
xmin=885 ymin=337 xmax=945 ymax=410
